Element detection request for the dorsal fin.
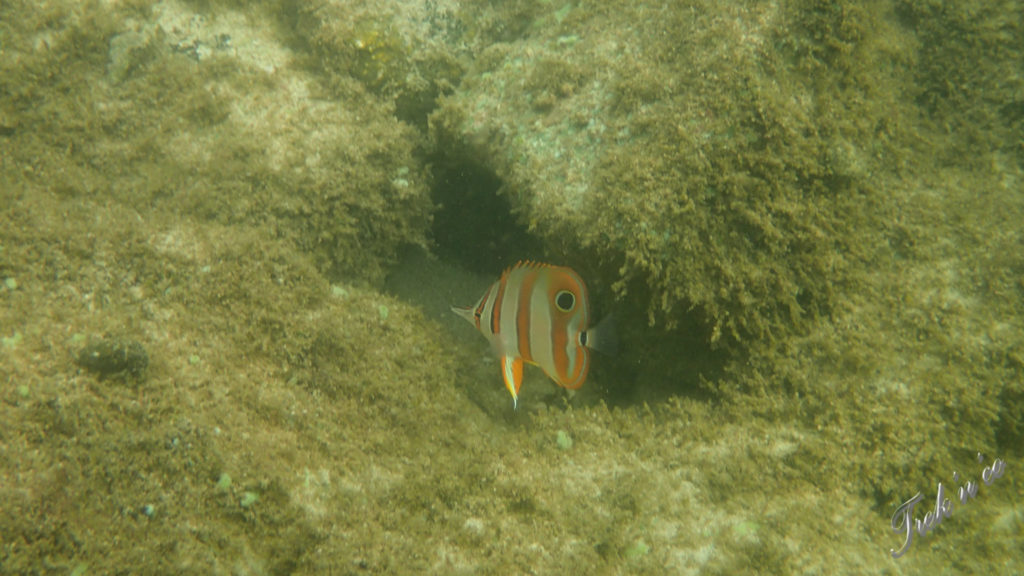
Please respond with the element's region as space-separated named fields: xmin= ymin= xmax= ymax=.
xmin=511 ymin=260 xmax=552 ymax=272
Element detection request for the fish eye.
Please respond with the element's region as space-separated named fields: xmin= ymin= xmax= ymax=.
xmin=555 ymin=290 xmax=575 ymax=312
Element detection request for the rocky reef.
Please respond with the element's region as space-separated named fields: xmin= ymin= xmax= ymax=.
xmin=1 ymin=0 xmax=1021 ymax=574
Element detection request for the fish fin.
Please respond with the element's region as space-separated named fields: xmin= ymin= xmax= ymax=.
xmin=450 ymin=305 xmax=476 ymax=325
xmin=584 ymin=313 xmax=618 ymax=356
xmin=501 ymin=355 xmax=523 ymax=410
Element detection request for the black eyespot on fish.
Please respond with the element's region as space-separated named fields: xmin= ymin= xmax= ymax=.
xmin=555 ymin=290 xmax=575 ymax=312
xmin=580 ymin=331 xmax=588 ymax=346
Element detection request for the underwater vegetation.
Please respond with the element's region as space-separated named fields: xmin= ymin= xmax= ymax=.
xmin=0 ymin=0 xmax=1021 ymax=574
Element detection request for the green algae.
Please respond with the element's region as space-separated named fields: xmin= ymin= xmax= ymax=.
xmin=1 ymin=331 xmax=22 ymax=349
xmin=215 ymin=472 xmax=232 ymax=493
xmin=623 ymin=538 xmax=650 ymax=560
xmin=555 ymin=429 xmax=573 ymax=450
xmin=239 ymin=491 xmax=259 ymax=508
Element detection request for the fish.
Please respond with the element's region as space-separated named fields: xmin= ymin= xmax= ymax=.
xmin=452 ymin=261 xmax=614 ymax=409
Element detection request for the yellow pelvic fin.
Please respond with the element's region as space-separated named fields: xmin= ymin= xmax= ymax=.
xmin=501 ymin=355 xmax=523 ymax=410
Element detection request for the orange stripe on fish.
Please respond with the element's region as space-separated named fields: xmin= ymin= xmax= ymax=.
xmin=451 ymin=261 xmax=613 ymax=409
xmin=472 ymin=283 xmax=490 ymax=331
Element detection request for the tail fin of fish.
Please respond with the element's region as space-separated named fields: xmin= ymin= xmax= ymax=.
xmin=584 ymin=313 xmax=617 ymax=356
xmin=450 ymin=305 xmax=476 ymax=325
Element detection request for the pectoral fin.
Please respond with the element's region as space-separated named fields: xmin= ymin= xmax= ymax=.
xmin=584 ymin=313 xmax=618 ymax=356
xmin=501 ymin=355 xmax=523 ymax=410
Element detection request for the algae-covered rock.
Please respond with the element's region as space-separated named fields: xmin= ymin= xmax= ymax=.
xmin=1 ymin=0 xmax=1021 ymax=574
xmin=433 ymin=1 xmax=915 ymax=347
xmin=296 ymin=0 xmax=467 ymax=129
xmin=429 ymin=0 xmax=1024 ymax=524
xmin=1 ymin=0 xmax=432 ymax=287
xmin=74 ymin=336 xmax=149 ymax=380
xmin=431 ymin=0 xmax=1021 ymax=354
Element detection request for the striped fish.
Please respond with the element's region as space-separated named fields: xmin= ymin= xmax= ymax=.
xmin=452 ymin=261 xmax=614 ymax=409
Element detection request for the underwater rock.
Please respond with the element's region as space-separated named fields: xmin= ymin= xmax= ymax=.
xmin=114 ymin=0 xmax=435 ymax=286
xmin=75 ymin=337 xmax=149 ymax=380
xmin=296 ymin=0 xmax=466 ymax=129
xmin=429 ymin=2 xmax=926 ymax=350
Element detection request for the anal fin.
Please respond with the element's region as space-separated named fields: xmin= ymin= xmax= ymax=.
xmin=501 ymin=355 xmax=523 ymax=410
